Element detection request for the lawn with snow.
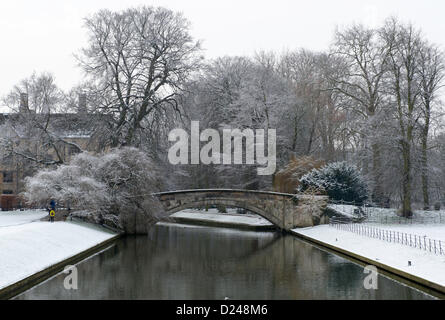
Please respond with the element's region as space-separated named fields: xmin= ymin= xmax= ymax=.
xmin=0 ymin=220 xmax=116 ymax=290
xmin=329 ymin=204 xmax=445 ymax=225
xmin=365 ymin=207 xmax=445 ymax=225
xmin=364 ymin=224 xmax=445 ymax=242
xmin=0 ymin=210 xmax=48 ymax=227
xmin=293 ymin=225 xmax=445 ymax=288
xmin=328 ymin=204 xmax=363 ymax=218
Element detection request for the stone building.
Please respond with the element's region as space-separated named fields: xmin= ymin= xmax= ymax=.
xmin=0 ymin=93 xmax=102 ymax=210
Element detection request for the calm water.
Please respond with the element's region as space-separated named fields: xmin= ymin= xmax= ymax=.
xmin=16 ymin=223 xmax=435 ymax=300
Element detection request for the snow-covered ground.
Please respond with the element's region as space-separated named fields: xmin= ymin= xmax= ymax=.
xmin=365 ymin=207 xmax=445 ymax=225
xmin=363 ymin=224 xmax=445 ymax=242
xmin=329 ymin=204 xmax=445 ymax=225
xmin=0 ymin=210 xmax=48 ymax=227
xmin=328 ymin=204 xmax=364 ymax=219
xmin=171 ymin=209 xmax=274 ymax=227
xmin=0 ymin=210 xmax=117 ymax=290
xmin=180 ymin=208 xmax=248 ymax=215
xmin=293 ymin=225 xmax=445 ymax=288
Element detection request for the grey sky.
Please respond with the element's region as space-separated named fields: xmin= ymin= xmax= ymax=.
xmin=0 ymin=0 xmax=444 ymax=110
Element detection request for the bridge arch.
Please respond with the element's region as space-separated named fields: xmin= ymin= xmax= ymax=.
xmin=153 ymin=189 xmax=329 ymax=231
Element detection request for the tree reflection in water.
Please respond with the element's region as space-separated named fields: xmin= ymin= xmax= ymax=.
xmin=15 ymin=223 xmax=435 ymax=300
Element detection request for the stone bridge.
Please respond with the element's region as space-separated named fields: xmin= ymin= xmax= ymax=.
xmin=153 ymin=189 xmax=329 ymax=231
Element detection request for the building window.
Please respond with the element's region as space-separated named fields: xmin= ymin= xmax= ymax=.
xmin=2 ymin=172 xmax=13 ymax=183
xmin=68 ymin=145 xmax=81 ymax=156
xmin=2 ymin=190 xmax=14 ymax=195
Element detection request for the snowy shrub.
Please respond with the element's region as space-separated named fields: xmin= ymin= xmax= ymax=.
xmin=23 ymin=147 xmax=165 ymax=234
xmin=23 ymin=164 xmax=110 ymax=211
xmin=299 ymin=162 xmax=368 ymax=204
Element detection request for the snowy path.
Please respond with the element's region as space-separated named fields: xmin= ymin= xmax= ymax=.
xmin=0 ymin=210 xmax=48 ymax=227
xmin=292 ymin=225 xmax=445 ymax=288
xmin=0 ymin=212 xmax=117 ymax=290
xmin=171 ymin=210 xmax=274 ymax=227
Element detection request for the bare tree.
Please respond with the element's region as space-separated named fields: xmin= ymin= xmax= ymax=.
xmin=330 ymin=24 xmax=389 ymax=204
xmin=417 ymin=43 xmax=445 ymax=209
xmin=380 ymin=18 xmax=424 ymax=217
xmin=3 ymin=72 xmax=64 ymax=114
xmin=23 ymin=147 xmax=165 ymax=234
xmin=77 ymin=6 xmax=202 ymax=147
xmin=0 ymin=73 xmax=87 ymax=167
xmin=279 ymin=50 xmax=347 ymax=161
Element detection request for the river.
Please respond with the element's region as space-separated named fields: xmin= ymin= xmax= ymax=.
xmin=15 ymin=223 xmax=435 ymax=299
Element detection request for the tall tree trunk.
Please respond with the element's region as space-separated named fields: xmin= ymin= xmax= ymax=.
xmin=371 ymin=142 xmax=383 ymax=205
xmin=421 ymin=123 xmax=430 ymax=210
xmin=292 ymin=115 xmax=298 ymax=152
xmin=401 ymin=131 xmax=413 ymax=218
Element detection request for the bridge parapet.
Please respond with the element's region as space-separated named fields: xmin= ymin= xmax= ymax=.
xmin=154 ymin=189 xmax=329 ymax=231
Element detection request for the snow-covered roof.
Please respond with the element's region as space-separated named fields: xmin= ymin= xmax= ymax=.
xmin=0 ymin=113 xmax=107 ymax=139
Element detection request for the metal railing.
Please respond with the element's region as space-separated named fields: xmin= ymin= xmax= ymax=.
xmin=365 ymin=213 xmax=444 ymax=225
xmin=329 ymin=218 xmax=445 ymax=256
xmin=328 ymin=199 xmax=445 ymax=225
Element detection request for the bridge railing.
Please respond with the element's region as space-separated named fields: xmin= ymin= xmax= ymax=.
xmin=153 ymin=189 xmax=305 ymax=198
xmin=329 ymin=218 xmax=445 ymax=256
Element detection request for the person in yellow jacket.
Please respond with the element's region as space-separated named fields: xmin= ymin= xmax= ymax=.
xmin=49 ymin=209 xmax=55 ymax=223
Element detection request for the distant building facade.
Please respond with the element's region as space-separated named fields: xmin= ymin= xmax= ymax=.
xmin=0 ymin=93 xmax=102 ymax=210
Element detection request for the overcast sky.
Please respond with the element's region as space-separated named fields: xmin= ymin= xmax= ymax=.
xmin=0 ymin=0 xmax=444 ymax=110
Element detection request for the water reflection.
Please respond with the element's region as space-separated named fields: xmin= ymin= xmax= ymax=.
xmin=15 ymin=223 xmax=434 ymax=300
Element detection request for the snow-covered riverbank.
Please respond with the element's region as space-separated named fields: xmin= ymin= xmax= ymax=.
xmin=0 ymin=210 xmax=117 ymax=291
xmin=292 ymin=225 xmax=445 ymax=292
xmin=0 ymin=210 xmax=48 ymax=227
xmin=170 ymin=209 xmax=275 ymax=230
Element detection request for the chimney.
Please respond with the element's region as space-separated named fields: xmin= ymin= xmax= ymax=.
xmin=19 ymin=93 xmax=29 ymax=113
xmin=78 ymin=93 xmax=87 ymax=113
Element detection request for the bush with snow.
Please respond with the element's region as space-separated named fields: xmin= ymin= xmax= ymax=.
xmin=23 ymin=147 xmax=165 ymax=234
xmin=299 ymin=162 xmax=368 ymax=204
